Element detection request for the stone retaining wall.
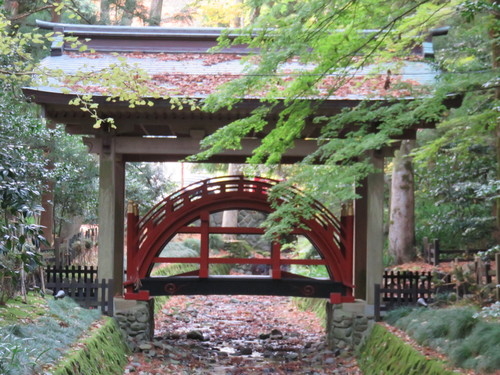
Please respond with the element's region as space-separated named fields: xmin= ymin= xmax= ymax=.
xmin=326 ymin=302 xmax=375 ymax=352
xmin=114 ymin=298 xmax=155 ymax=351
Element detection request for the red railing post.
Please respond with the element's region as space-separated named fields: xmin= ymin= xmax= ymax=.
xmin=126 ymin=200 xmax=139 ymax=295
xmin=199 ymin=211 xmax=209 ymax=278
xmin=271 ymin=241 xmax=282 ymax=279
xmin=340 ymin=201 xmax=354 ymax=300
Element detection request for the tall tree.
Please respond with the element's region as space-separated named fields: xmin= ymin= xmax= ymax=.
xmin=149 ymin=0 xmax=164 ymax=25
xmin=119 ymin=0 xmax=137 ymax=25
xmin=100 ymin=0 xmax=111 ymax=24
xmin=389 ymin=140 xmax=416 ymax=264
xmin=413 ymin=4 xmax=499 ymax=249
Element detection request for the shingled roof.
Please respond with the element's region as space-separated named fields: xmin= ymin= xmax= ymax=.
xmin=30 ymin=20 xmax=438 ymax=100
xmin=21 ymin=21 xmax=460 ymax=163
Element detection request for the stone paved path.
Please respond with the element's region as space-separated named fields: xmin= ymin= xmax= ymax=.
xmin=124 ymin=295 xmax=362 ymax=374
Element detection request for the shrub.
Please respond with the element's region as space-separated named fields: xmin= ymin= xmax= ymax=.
xmin=0 ymin=298 xmax=101 ymax=374
xmin=386 ymin=306 xmax=500 ymax=373
xmin=182 ymin=238 xmax=200 ymax=252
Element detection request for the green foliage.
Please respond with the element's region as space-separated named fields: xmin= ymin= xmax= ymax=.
xmin=224 ymin=240 xmax=253 ymax=258
xmin=50 ymin=317 xmax=129 ymax=375
xmin=0 ymin=91 xmax=99 ymax=301
xmin=358 ymin=324 xmax=457 ymax=375
xmin=191 ymin=0 xmax=489 ymax=239
xmin=126 ymin=162 xmax=177 ymax=213
xmin=292 ymin=297 xmax=327 ymax=328
xmin=0 ymin=297 xmax=101 ymax=374
xmin=413 ymin=10 xmax=499 ymax=249
xmin=386 ymin=306 xmax=500 ymax=373
xmin=160 ymin=242 xmax=199 ymax=258
xmin=183 ymin=237 xmax=201 ymax=252
xmin=51 ymin=124 xmax=100 ymax=228
xmin=0 ymin=130 xmax=46 ymax=304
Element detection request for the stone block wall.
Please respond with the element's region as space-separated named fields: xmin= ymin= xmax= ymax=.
xmin=114 ymin=298 xmax=155 ymax=351
xmin=326 ymin=302 xmax=375 ymax=352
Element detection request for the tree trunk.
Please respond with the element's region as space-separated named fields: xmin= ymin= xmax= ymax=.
xmin=222 ymin=164 xmax=242 ymax=240
xmin=389 ymin=140 xmax=416 ymax=264
xmin=51 ymin=5 xmax=61 ymax=22
xmin=100 ymin=0 xmax=110 ymax=24
xmin=120 ymin=0 xmax=137 ymax=25
xmin=40 ymin=179 xmax=55 ymax=246
xmin=40 ymin=121 xmax=56 ymax=249
xmin=491 ymin=1 xmax=500 ymax=241
xmin=149 ymin=0 xmax=163 ymax=26
xmin=3 ymin=0 xmax=19 ymax=16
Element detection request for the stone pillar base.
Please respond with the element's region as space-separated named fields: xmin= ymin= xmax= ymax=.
xmin=326 ymin=301 xmax=374 ymax=353
xmin=114 ymin=297 xmax=155 ymax=351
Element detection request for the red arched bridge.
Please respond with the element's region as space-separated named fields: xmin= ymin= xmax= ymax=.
xmin=124 ymin=176 xmax=354 ymax=304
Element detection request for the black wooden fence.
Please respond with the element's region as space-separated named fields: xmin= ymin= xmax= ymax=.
xmin=45 ymin=265 xmax=97 ymax=283
xmin=422 ymin=238 xmax=486 ymax=265
xmin=375 ymin=270 xmax=434 ymax=321
xmin=44 ymin=265 xmax=112 ymax=315
xmin=46 ymin=278 xmax=114 ymax=315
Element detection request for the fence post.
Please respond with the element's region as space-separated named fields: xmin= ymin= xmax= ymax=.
xmin=496 ymin=253 xmax=500 ymax=301
xmin=423 ymin=237 xmax=429 ymax=263
xmin=433 ymin=239 xmax=440 ymax=266
xmin=485 ymin=262 xmax=492 ymax=284
xmin=412 ymin=282 xmax=418 ymax=303
xmin=107 ymin=279 xmax=114 ymax=316
xmin=374 ymin=284 xmax=381 ymax=321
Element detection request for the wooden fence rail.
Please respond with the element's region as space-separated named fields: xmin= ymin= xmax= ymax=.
xmin=382 ymin=270 xmax=433 ymax=301
xmin=422 ymin=238 xmax=486 ymax=265
xmin=45 ymin=278 xmax=114 ymax=316
xmin=375 ymin=271 xmax=435 ymax=321
xmin=45 ymin=265 xmax=97 ymax=283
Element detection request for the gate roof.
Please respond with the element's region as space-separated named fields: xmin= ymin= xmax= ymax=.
xmin=23 ymin=21 xmax=461 ymax=163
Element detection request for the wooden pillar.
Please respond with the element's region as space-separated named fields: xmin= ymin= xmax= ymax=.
xmin=354 ymin=182 xmax=367 ymax=300
xmin=97 ymin=136 xmax=125 ymax=296
xmin=365 ymin=153 xmax=385 ymax=305
xmin=354 ymin=152 xmax=385 ymax=304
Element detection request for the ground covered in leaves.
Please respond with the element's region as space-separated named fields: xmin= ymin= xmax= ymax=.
xmin=124 ymin=295 xmax=361 ymax=374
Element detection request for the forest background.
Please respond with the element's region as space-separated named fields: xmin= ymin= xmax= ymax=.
xmin=0 ymin=0 xmax=498 ymax=302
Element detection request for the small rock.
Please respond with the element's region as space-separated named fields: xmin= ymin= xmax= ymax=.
xmin=239 ymin=347 xmax=253 ymax=355
xmin=270 ymin=329 xmax=283 ymax=336
xmin=186 ymin=330 xmax=204 ymax=340
xmin=286 ymin=352 xmax=299 ymax=360
xmin=139 ymin=343 xmax=152 ymax=351
xmin=324 ymin=357 xmax=336 ymax=365
xmin=259 ymin=333 xmax=270 ymax=339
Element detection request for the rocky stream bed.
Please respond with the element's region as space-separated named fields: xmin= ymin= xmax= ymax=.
xmin=124 ymin=295 xmax=361 ymax=374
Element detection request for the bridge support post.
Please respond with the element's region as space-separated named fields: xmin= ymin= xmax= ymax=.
xmin=354 ymin=152 xmax=384 ymax=306
xmin=97 ymin=136 xmax=125 ymax=297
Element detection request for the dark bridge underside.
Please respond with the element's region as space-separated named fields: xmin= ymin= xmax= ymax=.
xmin=139 ymin=276 xmax=348 ymax=298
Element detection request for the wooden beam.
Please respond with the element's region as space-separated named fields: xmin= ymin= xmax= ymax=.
xmin=83 ymin=136 xmax=319 ymax=163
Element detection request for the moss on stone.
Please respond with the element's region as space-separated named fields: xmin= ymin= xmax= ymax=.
xmin=358 ymin=324 xmax=456 ymax=375
xmin=50 ymin=317 xmax=129 ymax=375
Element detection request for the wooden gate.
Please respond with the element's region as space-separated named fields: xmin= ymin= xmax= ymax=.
xmin=124 ymin=176 xmax=354 ymax=303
